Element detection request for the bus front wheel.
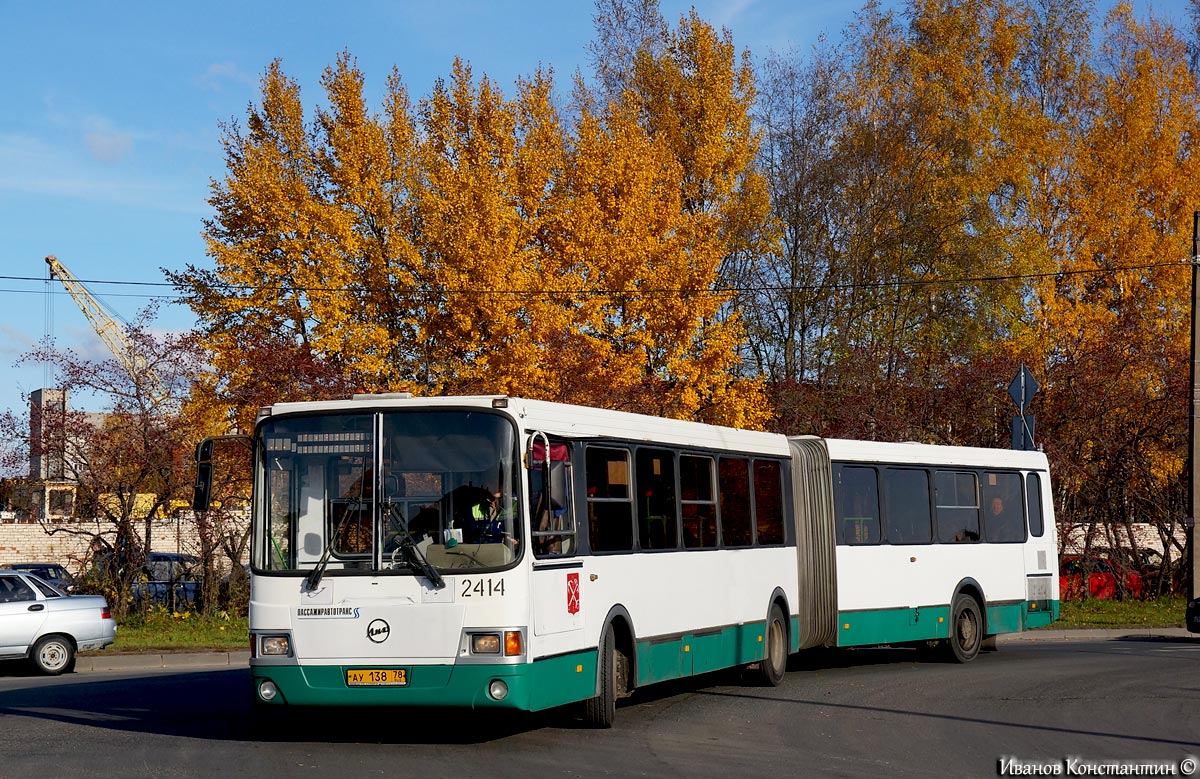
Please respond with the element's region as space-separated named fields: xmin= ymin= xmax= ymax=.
xmin=583 ymin=626 xmax=618 ymax=728
xmin=946 ymin=594 xmax=983 ymax=663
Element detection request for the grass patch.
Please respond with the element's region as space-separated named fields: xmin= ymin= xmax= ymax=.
xmin=90 ymin=610 xmax=250 ymax=654
xmin=1054 ymin=595 xmax=1187 ymax=629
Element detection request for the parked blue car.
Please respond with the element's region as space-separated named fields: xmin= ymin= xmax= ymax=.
xmin=132 ymin=552 xmax=200 ymax=609
xmin=11 ymin=563 xmax=76 ymax=592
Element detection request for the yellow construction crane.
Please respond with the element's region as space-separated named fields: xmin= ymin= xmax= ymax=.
xmin=44 ymin=254 xmax=165 ymax=403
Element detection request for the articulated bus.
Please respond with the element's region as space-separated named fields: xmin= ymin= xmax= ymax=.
xmin=193 ymin=394 xmax=1058 ymax=727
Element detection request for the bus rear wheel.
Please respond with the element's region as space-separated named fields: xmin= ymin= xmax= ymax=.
xmin=946 ymin=594 xmax=983 ymax=663
xmin=755 ymin=604 xmax=787 ymax=686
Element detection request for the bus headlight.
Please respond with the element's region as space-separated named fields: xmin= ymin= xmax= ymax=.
xmin=260 ymin=635 xmax=291 ymax=656
xmin=471 ymin=634 xmax=501 ymax=654
xmin=488 ymin=679 xmax=509 ymax=700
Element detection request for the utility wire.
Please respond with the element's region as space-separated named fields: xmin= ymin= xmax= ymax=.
xmin=0 ymin=288 xmax=175 ymax=300
xmin=0 ymin=257 xmax=1188 ymax=298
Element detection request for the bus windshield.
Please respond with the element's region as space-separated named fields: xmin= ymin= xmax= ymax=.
xmin=255 ymin=409 xmax=521 ymax=575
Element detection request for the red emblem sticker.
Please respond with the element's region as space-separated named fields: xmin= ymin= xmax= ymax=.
xmin=566 ymin=572 xmax=580 ymax=615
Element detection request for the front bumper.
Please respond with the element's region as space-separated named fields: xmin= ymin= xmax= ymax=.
xmin=252 ymin=650 xmax=596 ymax=711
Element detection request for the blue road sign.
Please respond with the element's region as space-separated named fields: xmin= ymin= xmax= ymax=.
xmin=1008 ymin=364 xmax=1039 ymax=413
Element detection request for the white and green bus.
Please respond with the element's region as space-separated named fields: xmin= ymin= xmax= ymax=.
xmin=194 ymin=394 xmax=1058 ymax=727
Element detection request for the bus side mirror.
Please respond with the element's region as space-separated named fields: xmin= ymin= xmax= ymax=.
xmin=192 ymin=439 xmax=215 ymax=512
xmin=548 ymin=461 xmax=567 ymax=511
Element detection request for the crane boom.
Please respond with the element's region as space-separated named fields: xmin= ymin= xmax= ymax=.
xmin=45 ymin=254 xmax=165 ymax=402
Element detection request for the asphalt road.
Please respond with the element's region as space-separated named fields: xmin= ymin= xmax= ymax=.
xmin=0 ymin=633 xmax=1197 ymax=778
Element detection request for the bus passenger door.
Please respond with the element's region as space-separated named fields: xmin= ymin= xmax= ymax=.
xmin=528 ymin=435 xmax=583 ymax=638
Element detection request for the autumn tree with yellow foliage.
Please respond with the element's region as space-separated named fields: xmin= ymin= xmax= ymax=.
xmin=1014 ymin=4 xmax=1200 ymax=576
xmin=751 ymin=0 xmax=1200 ymax=588
xmin=751 ymin=0 xmax=1055 ymax=441
xmin=172 ymin=8 xmax=770 ymax=431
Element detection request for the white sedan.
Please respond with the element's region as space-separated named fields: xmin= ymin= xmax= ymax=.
xmin=0 ymin=569 xmax=116 ymax=675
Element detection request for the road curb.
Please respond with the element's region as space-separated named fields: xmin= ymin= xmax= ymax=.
xmin=998 ymin=627 xmax=1195 ymax=643
xmin=77 ymin=651 xmax=251 ymax=672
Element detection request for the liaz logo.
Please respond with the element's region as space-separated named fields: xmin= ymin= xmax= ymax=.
xmin=367 ymin=619 xmax=390 ymax=643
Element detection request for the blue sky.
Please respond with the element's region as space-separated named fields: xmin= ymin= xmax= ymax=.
xmin=0 ymin=0 xmax=1192 ymax=423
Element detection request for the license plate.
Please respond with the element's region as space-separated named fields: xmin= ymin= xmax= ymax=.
xmin=346 ymin=668 xmax=408 ymax=686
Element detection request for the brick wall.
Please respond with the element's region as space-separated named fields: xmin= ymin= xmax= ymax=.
xmin=0 ymin=515 xmax=250 ymax=577
xmin=1060 ymin=523 xmax=1188 ymax=558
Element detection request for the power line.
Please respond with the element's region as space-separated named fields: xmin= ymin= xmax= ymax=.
xmin=0 ymin=258 xmax=1188 ymax=298
xmin=0 ymin=274 xmax=166 ymax=288
xmin=0 ymin=288 xmax=175 ymax=300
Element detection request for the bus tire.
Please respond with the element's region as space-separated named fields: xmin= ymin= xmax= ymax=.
xmin=946 ymin=594 xmax=983 ymax=663
xmin=756 ymin=604 xmax=788 ymax=687
xmin=583 ymin=626 xmax=617 ymax=728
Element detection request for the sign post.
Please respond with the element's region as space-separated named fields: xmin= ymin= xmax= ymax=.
xmin=1188 ymin=212 xmax=1200 ymax=629
xmin=1008 ymin=364 xmax=1038 ymax=451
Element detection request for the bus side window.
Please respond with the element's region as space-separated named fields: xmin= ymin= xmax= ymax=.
xmin=934 ymin=471 xmax=980 ymax=543
xmin=637 ymin=448 xmax=679 ymax=550
xmin=981 ymin=471 xmax=1024 ymax=543
xmin=753 ymin=460 xmax=784 ymax=546
xmin=835 ymin=465 xmax=880 ymax=545
xmin=680 ymin=455 xmax=716 ymax=548
xmin=718 ymin=457 xmax=752 ymax=547
xmin=585 ymin=446 xmax=634 ymax=553
xmin=883 ymin=468 xmax=932 ymax=544
xmin=1026 ymin=473 xmax=1045 ymax=537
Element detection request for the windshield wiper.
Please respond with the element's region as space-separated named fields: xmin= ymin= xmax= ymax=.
xmin=398 ymin=535 xmax=445 ymax=589
xmin=387 ymin=503 xmax=444 ymax=589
